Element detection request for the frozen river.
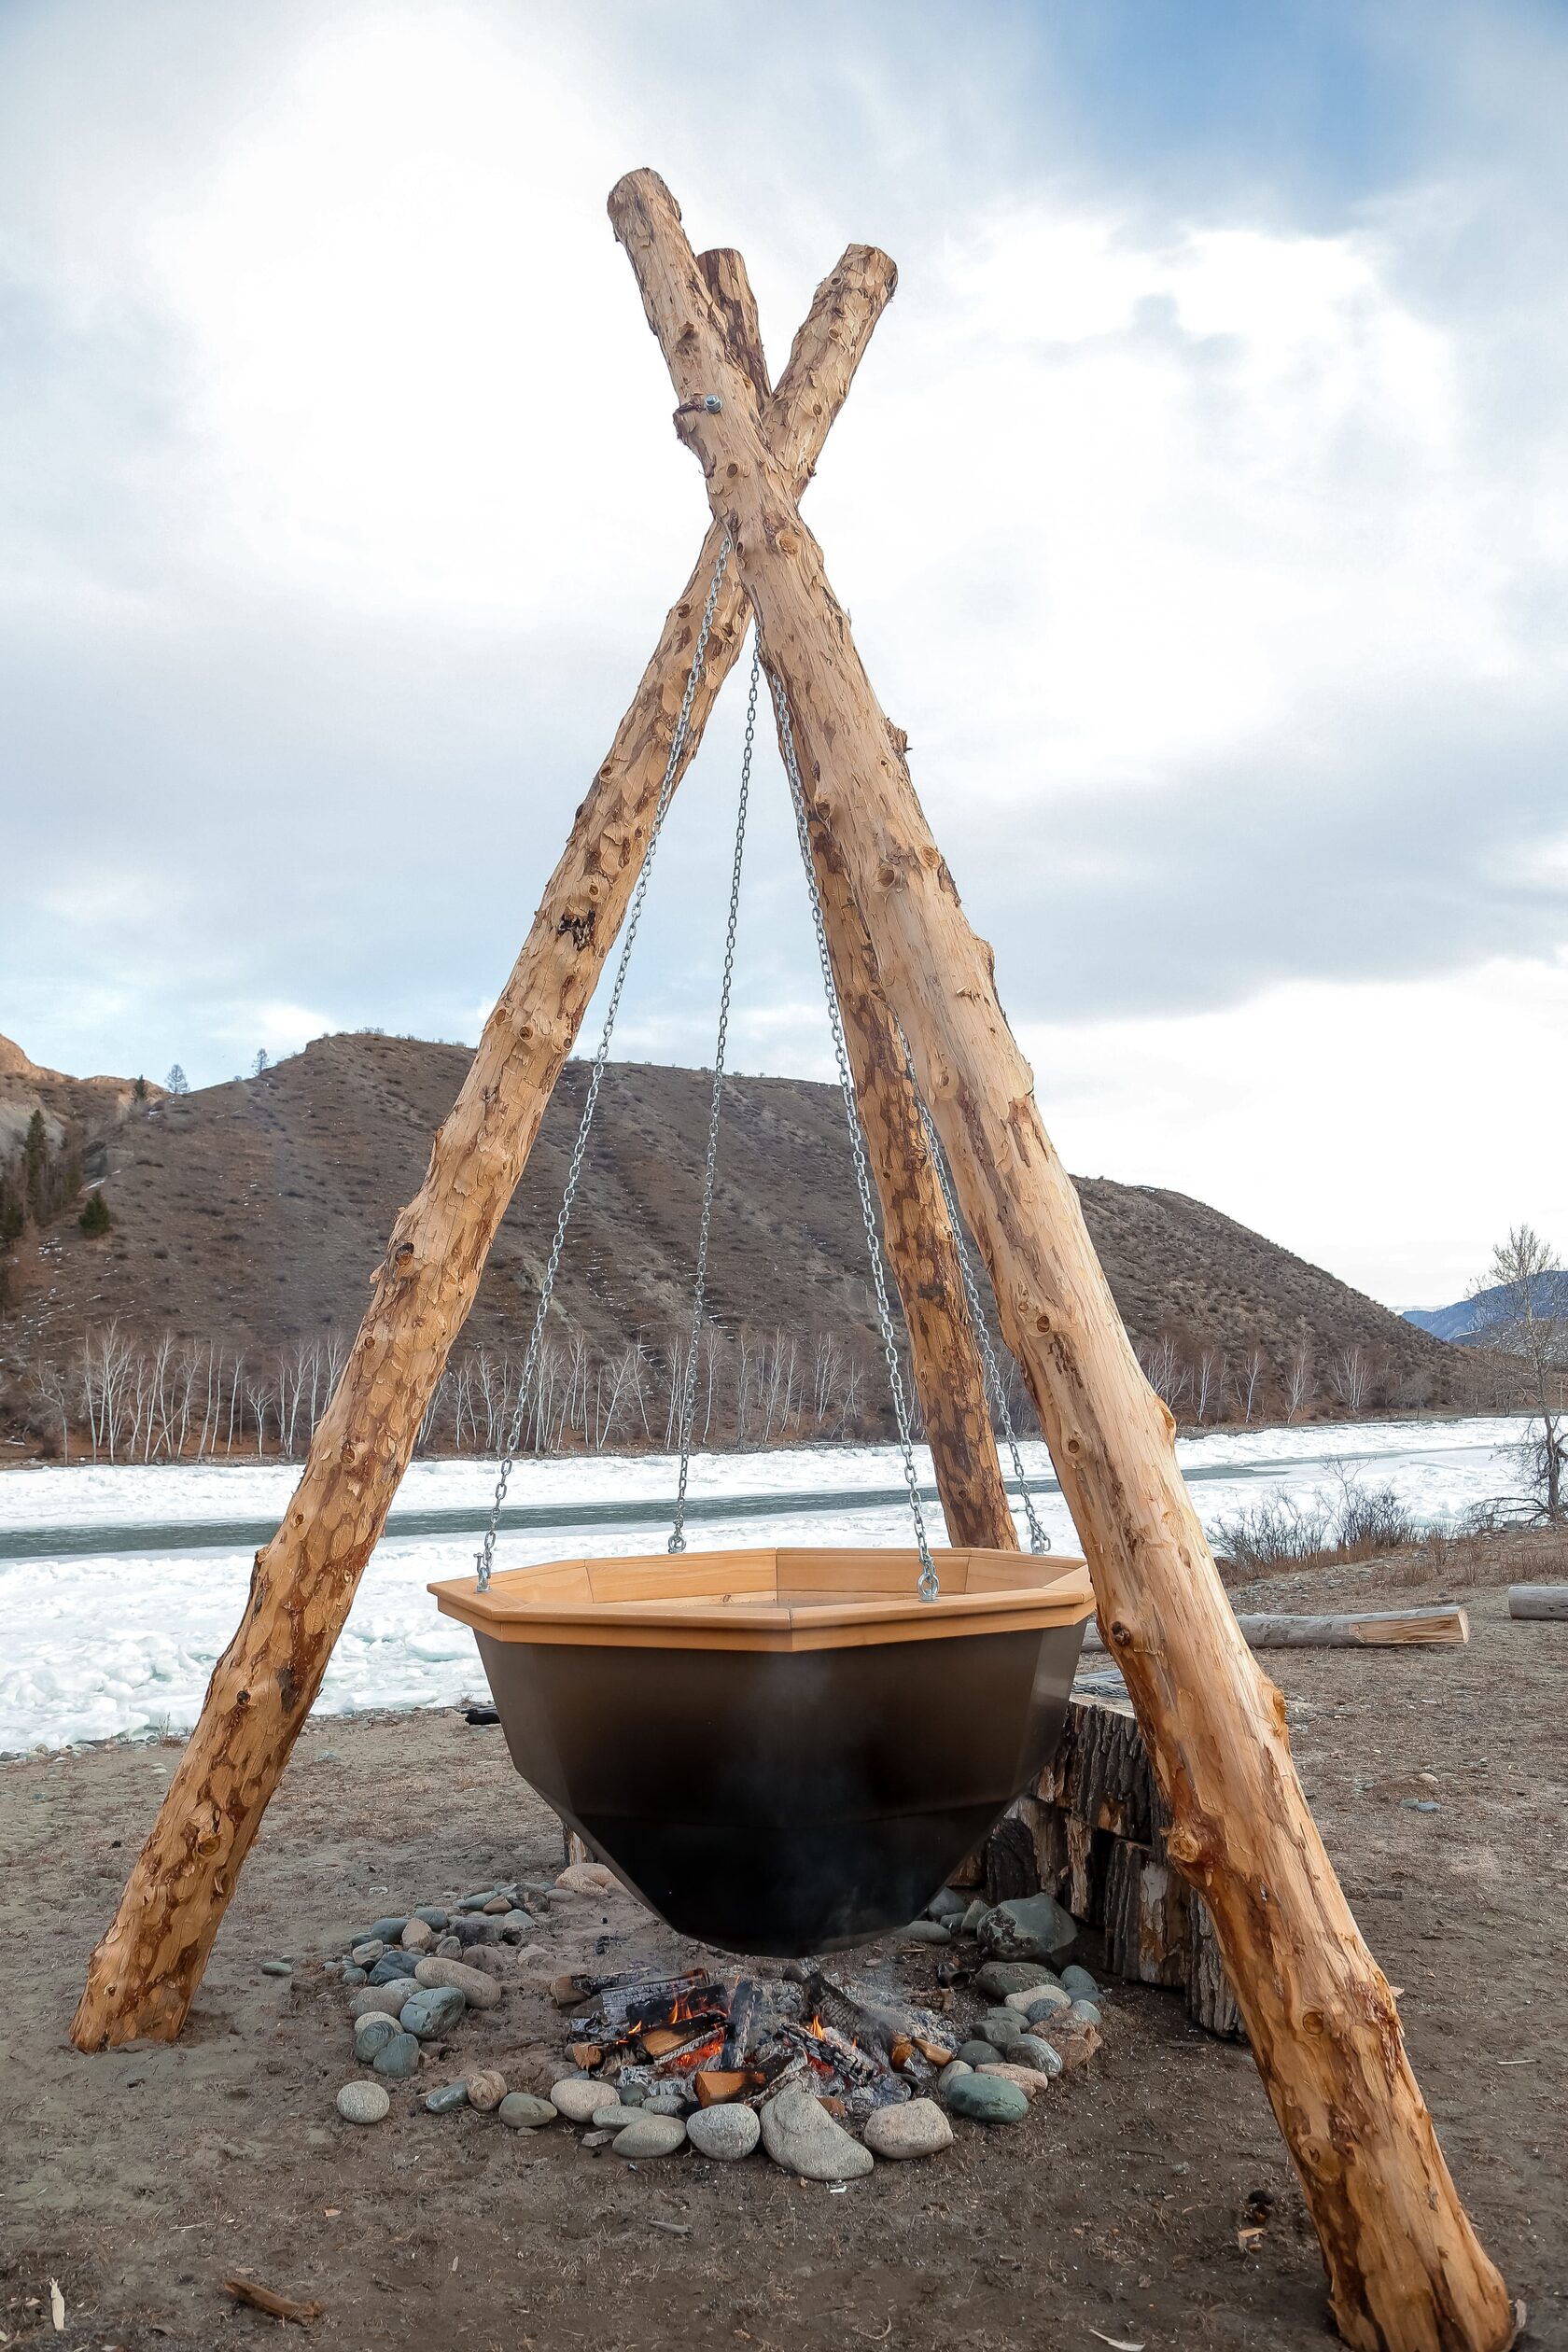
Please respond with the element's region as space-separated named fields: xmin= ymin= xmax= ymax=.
xmin=0 ymin=1416 xmax=1525 ymax=1753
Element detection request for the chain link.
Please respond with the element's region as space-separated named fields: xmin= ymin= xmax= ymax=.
xmin=904 ymin=1057 xmax=1052 ymax=1553
xmin=668 ymin=641 xmax=761 ymax=1550
xmin=766 ymin=663 xmax=940 ymax=1603
xmin=474 ymin=537 xmax=734 ymax=1591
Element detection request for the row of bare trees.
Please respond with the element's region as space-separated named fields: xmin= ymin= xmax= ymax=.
xmin=21 ymin=1320 xmax=887 ymax=1463
xmin=1136 ymin=1327 xmax=1414 ymax=1426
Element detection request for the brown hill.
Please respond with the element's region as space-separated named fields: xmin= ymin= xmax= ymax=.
xmin=0 ymin=1030 xmax=1452 ymax=1451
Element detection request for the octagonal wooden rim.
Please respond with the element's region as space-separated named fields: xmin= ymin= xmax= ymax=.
xmin=430 ymin=1545 xmax=1096 ymax=1652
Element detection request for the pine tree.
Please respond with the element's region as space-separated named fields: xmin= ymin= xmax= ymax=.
xmin=24 ymin=1111 xmax=48 ymax=1222
xmin=78 ymin=1192 xmax=112 ymax=1237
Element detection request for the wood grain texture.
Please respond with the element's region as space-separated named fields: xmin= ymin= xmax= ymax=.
xmin=608 ymin=166 xmax=1512 ymax=2352
xmin=1507 ymin=1585 xmax=1568 ymax=1619
xmin=1083 ymin=1605 xmax=1470 ymax=1652
xmin=71 ymin=241 xmax=897 ymax=2054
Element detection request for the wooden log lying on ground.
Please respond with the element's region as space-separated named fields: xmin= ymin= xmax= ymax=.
xmin=1508 ymin=1585 xmax=1568 ymax=1619
xmin=1084 ymin=1604 xmax=1469 ymax=1652
xmin=72 ymin=245 xmax=898 ymax=2054
xmin=609 ymin=166 xmax=1513 ymax=2352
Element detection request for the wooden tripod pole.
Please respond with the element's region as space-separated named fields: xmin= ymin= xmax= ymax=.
xmin=709 ymin=258 xmax=1016 ymax=1554
xmin=71 ymin=243 xmax=896 ymax=2053
xmin=609 ymin=168 xmax=1513 ymax=2352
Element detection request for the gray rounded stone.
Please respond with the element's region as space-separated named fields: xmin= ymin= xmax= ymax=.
xmin=367 ymin=1953 xmax=421 ymax=1986
xmin=760 ymin=2088 xmax=873 ymax=2181
xmin=425 ymin=2079 xmax=470 ymax=2113
xmin=643 ymin=2094 xmax=688 ymax=2116
xmin=350 ymin=1939 xmax=385 ymax=1967
xmin=612 ymin=2112 xmax=687 ymax=2159
xmin=686 ymin=2103 xmax=761 ymax=2161
xmin=1067 ymin=1999 xmax=1103 ymax=2027
xmin=552 ymin=2078 xmax=611 ymax=2123
xmin=354 ymin=2014 xmax=402 ymax=2062
xmin=399 ymin=1917 xmax=435 ymax=1952
xmin=1020 ymin=1988 xmax=1073 ymax=2023
xmin=979 ymin=2009 xmax=1025 ymax=2047
xmin=371 ymin=2031 xmax=421 ymax=2080
xmin=368 ymin=1917 xmax=410 ymax=1943
xmin=1012 ymin=2035 xmax=1064 ymax=2077
xmin=341 ymin=1963 xmax=368 ymax=1987
xmin=336 ymin=2079 xmax=391 ymax=2124
xmin=944 ymin=2072 xmax=1029 ymax=2124
xmin=399 ymin=1985 xmax=466 ymax=2039
xmin=434 ymin=1935 xmax=463 ymax=1959
xmin=1059 ymin=1964 xmax=1099 ymax=1998
xmin=498 ymin=2093 xmax=557 ymax=2130
xmin=926 ymin=1887 xmax=968 ymax=1922
xmin=863 ymin=2098 xmax=953 ymax=2160
xmin=977 ymin=1893 xmax=1077 ymax=1964
xmin=902 ymin=1919 xmax=951 ymax=1945
xmin=413 ymin=1906 xmax=449 ymax=1929
xmin=413 ymin=1957 xmax=501 ymax=2009
xmin=974 ymin=1961 xmax=1059 ymax=2001
xmin=260 ymin=1959 xmax=293 ymax=1978
xmin=960 ymin=1899 xmax=990 ymax=1937
xmin=936 ymin=2060 xmax=973 ymax=2094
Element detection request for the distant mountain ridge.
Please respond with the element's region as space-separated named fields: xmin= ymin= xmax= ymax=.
xmin=1406 ymin=1272 xmax=1568 ymax=1346
xmin=1 ymin=1029 xmax=1454 ymax=1441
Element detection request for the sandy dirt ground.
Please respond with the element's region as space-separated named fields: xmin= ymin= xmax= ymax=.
xmin=3 ymin=1560 xmax=1564 ymax=2352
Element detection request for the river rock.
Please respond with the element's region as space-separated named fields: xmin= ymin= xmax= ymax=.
xmin=975 ymin=2062 xmax=1048 ymax=2101
xmin=552 ymin=2078 xmax=611 ymax=2124
xmin=337 ymin=2080 xmax=391 ymax=2124
xmin=434 ymin=1935 xmax=463 ymax=1958
xmin=1004 ymin=1983 xmax=1063 ymax=2015
xmin=955 ymin=2039 xmax=996 ymax=2069
xmin=977 ymin=1894 xmax=1077 ymax=1963
xmin=482 ymin=1895 xmax=511 ymax=1914
xmin=1059 ymin=1964 xmax=1099 ymax=1999
xmin=902 ymin=1919 xmax=951 ymax=1946
xmin=499 ymin=1910 xmax=536 ymax=1943
xmin=687 ymin=2104 xmax=761 ymax=2161
xmin=350 ymin=1940 xmax=385 ymax=1967
xmin=350 ymin=1984 xmax=406 ymax=2020
xmin=400 ymin=1917 xmax=435 ymax=1952
xmin=354 ymin=2014 xmax=401 ymax=2062
xmin=960 ymin=1899 xmax=990 ymax=1937
xmin=467 ymin=2070 xmax=508 ymax=2112
xmin=453 ymin=1915 xmax=502 ymax=1948
xmin=1068 ymin=1999 xmax=1103 ymax=2027
xmin=260 ymin=1959 xmax=293 ymax=1977
xmin=413 ymin=1906 xmax=450 ymax=1930
xmin=425 ymin=2079 xmax=470 ymax=2113
xmin=368 ymin=1916 xmax=410 ymax=1943
xmin=400 ymin=1985 xmax=466 ymax=2039
xmin=760 ymin=2089 xmax=874 ymax=2181
xmin=863 ymin=2098 xmax=953 ymax=2160
xmin=926 ymin=1886 xmax=968 ymax=1922
xmin=1012 ymin=2036 xmax=1064 ymax=2077
xmin=1020 ymin=1988 xmax=1072 ymax=2023
xmin=368 ymin=1953 xmax=421 ymax=1986
xmin=455 ymin=1891 xmax=497 ymax=1913
xmin=974 ymin=1961 xmax=1058 ymax=2001
xmin=1042 ymin=2016 xmax=1101 ymax=2073
xmin=498 ymin=2093 xmax=557 ymax=2129
xmin=936 ymin=2060 xmax=973 ymax=2095
xmin=612 ymin=2113 xmax=687 ymax=2159
xmin=556 ymin=1861 xmax=619 ymax=1895
xmin=372 ymin=2032 xmax=421 ymax=2080
xmin=342 ymin=1963 xmax=368 ymax=1987
xmin=979 ymin=2009 xmax=1025 ymax=2048
xmin=945 ymin=2072 xmax=1029 ymax=2123
xmin=582 ymin=2130 xmax=612 ymax=2150
xmin=413 ymin=1957 xmax=502 ymax=2009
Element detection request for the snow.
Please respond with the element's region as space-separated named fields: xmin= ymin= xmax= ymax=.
xmin=0 ymin=1418 xmax=1528 ymax=1755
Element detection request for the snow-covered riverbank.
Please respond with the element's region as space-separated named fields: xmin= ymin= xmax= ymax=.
xmin=0 ymin=1418 xmax=1526 ymax=1752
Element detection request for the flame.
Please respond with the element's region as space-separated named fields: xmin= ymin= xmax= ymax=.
xmin=805 ymin=2014 xmax=825 ymax=2038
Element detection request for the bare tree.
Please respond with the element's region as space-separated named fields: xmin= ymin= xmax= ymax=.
xmin=1284 ymin=1325 xmax=1316 ymax=1424
xmin=1329 ymin=1343 xmax=1371 ymax=1415
xmin=1471 ymin=1224 xmax=1567 ymax=1522
xmin=252 ymin=1048 xmax=271 ymax=1077
xmin=1193 ymin=1346 xmax=1225 ymax=1425
xmin=1234 ymin=1343 xmax=1266 ymax=1424
xmin=165 ymin=1063 xmax=189 ymax=1095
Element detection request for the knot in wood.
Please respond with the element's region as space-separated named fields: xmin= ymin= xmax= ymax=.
xmin=556 ymin=908 xmax=595 ymax=953
xmin=1110 ymin=1618 xmax=1134 ymax=1646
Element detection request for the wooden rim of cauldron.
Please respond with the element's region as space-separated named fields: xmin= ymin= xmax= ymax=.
xmin=429 ymin=1546 xmax=1096 ymax=1652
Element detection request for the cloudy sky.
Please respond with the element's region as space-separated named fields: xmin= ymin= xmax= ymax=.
xmin=3 ymin=0 xmax=1564 ymax=1309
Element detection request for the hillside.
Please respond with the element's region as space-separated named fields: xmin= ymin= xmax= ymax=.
xmin=0 ymin=1030 xmax=1454 ymax=1452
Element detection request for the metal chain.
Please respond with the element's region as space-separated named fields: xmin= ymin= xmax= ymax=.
xmin=668 ymin=640 xmax=762 ymax=1550
xmin=906 ymin=1061 xmax=1052 ymax=1554
xmin=474 ymin=536 xmax=733 ymax=1591
xmin=767 ymin=662 xmax=940 ymax=1603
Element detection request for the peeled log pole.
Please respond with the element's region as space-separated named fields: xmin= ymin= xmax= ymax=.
xmin=712 ymin=260 xmax=1015 ymax=1554
xmin=1084 ymin=1604 xmax=1470 ymax=1652
xmin=71 ymin=244 xmax=897 ymax=2054
xmin=608 ymin=169 xmax=1512 ymax=2352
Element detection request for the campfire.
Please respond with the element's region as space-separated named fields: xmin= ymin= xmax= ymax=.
xmin=557 ymin=1966 xmax=958 ymax=2120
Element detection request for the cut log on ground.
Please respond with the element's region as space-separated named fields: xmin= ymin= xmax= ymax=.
xmin=1507 ymin=1585 xmax=1568 ymax=1619
xmin=71 ymin=245 xmax=897 ymax=2055
xmin=1084 ymin=1604 xmax=1470 ymax=1651
xmin=608 ymin=166 xmax=1512 ymax=2352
